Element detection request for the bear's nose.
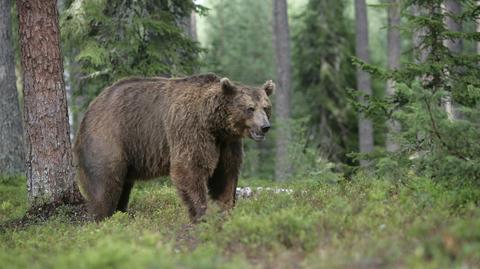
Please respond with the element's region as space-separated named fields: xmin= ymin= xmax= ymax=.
xmin=261 ymin=125 xmax=271 ymax=133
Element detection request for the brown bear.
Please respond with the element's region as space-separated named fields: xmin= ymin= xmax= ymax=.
xmin=73 ymin=73 xmax=275 ymax=221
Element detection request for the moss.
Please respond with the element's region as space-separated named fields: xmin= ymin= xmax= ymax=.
xmin=0 ymin=176 xmax=479 ymax=268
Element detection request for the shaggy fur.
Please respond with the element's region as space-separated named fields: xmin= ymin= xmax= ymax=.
xmin=73 ymin=73 xmax=275 ymax=221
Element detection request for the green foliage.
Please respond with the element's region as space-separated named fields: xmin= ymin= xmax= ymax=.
xmin=0 ymin=175 xmax=27 ymax=223
xmin=201 ymin=0 xmax=275 ymax=85
xmin=61 ymin=0 xmax=203 ymax=108
xmin=1 ymin=175 xmax=480 ymax=268
xmin=202 ymin=0 xmax=360 ymax=179
xmin=286 ymin=118 xmax=343 ymax=182
xmin=292 ymin=0 xmax=358 ymax=165
xmin=355 ymin=0 xmax=480 ymax=183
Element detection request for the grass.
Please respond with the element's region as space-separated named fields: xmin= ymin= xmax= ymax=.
xmin=1 ymin=175 xmax=480 ymax=269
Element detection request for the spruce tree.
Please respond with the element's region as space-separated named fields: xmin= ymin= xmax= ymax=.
xmin=358 ymin=0 xmax=480 ymax=182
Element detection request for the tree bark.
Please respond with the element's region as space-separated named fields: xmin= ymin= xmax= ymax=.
xmin=17 ymin=0 xmax=79 ymax=205
xmin=386 ymin=0 xmax=401 ymax=152
xmin=443 ymin=0 xmax=462 ymax=120
xmin=69 ymin=58 xmax=85 ymax=137
xmin=179 ymin=11 xmax=198 ymax=41
xmin=189 ymin=11 xmax=197 ymax=42
xmin=444 ymin=0 xmax=462 ymax=54
xmin=0 ymin=0 xmax=25 ymax=175
xmin=412 ymin=5 xmax=429 ymax=63
xmin=477 ymin=1 xmax=480 ymax=54
xmin=355 ymin=0 xmax=374 ymax=166
xmin=272 ymin=0 xmax=292 ymax=181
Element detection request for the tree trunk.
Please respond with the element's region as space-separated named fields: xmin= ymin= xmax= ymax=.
xmin=477 ymin=1 xmax=480 ymax=54
xmin=17 ymin=0 xmax=79 ymax=205
xmin=272 ymin=0 xmax=292 ymax=181
xmin=179 ymin=11 xmax=197 ymax=41
xmin=443 ymin=0 xmax=462 ymax=120
xmin=386 ymin=0 xmax=401 ymax=152
xmin=70 ymin=59 xmax=86 ymax=136
xmin=412 ymin=5 xmax=429 ymax=63
xmin=0 ymin=0 xmax=25 ymax=175
xmin=189 ymin=11 xmax=197 ymax=42
xmin=355 ymin=0 xmax=374 ymax=166
xmin=444 ymin=0 xmax=462 ymax=54
xmin=64 ymin=64 xmax=74 ymax=141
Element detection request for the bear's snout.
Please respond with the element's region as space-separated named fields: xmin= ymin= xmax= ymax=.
xmin=261 ymin=124 xmax=271 ymax=134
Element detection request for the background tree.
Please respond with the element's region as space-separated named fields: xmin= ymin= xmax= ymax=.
xmin=444 ymin=0 xmax=463 ymax=53
xmin=179 ymin=11 xmax=198 ymax=41
xmin=443 ymin=0 xmax=463 ymax=119
xmin=359 ymin=0 xmax=480 ymax=182
xmin=0 ymin=0 xmax=24 ymax=176
xmin=272 ymin=0 xmax=293 ymax=181
xmin=61 ymin=0 xmax=203 ymax=133
xmin=292 ymin=0 xmax=357 ymax=165
xmin=478 ymin=1 xmax=480 ymax=54
xmin=17 ymin=0 xmax=79 ymax=205
xmin=411 ymin=5 xmax=429 ymax=63
xmin=354 ymin=0 xmax=374 ymax=166
xmin=386 ymin=0 xmax=401 ymax=152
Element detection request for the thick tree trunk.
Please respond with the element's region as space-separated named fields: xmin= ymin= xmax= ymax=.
xmin=386 ymin=0 xmax=401 ymax=152
xmin=355 ymin=0 xmax=374 ymax=166
xmin=17 ymin=0 xmax=79 ymax=205
xmin=272 ymin=0 xmax=292 ymax=181
xmin=0 ymin=0 xmax=25 ymax=175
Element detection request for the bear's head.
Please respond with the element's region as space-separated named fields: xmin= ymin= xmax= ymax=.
xmin=220 ymin=77 xmax=275 ymax=141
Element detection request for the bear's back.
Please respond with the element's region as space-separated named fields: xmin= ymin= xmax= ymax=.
xmin=74 ymin=74 xmax=222 ymax=179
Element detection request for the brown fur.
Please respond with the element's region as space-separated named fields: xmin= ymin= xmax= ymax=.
xmin=73 ymin=73 xmax=275 ymax=221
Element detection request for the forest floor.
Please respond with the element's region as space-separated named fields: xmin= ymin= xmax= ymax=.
xmin=0 ymin=175 xmax=479 ymax=269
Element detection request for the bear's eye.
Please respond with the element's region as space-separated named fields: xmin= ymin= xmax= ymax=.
xmin=246 ymin=107 xmax=255 ymax=113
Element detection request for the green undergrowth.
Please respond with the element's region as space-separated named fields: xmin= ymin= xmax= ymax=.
xmin=1 ymin=175 xmax=479 ymax=269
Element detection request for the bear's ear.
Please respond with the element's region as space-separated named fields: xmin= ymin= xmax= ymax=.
xmin=263 ymin=80 xmax=275 ymax=96
xmin=220 ymin=77 xmax=235 ymax=94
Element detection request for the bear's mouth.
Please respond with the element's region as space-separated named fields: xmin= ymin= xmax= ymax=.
xmin=249 ymin=129 xmax=265 ymax=141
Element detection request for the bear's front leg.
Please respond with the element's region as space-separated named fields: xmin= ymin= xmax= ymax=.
xmin=208 ymin=140 xmax=243 ymax=210
xmin=170 ymin=162 xmax=211 ymax=223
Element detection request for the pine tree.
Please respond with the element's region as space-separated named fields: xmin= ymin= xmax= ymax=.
xmin=386 ymin=0 xmax=401 ymax=152
xmin=0 ymin=0 xmax=24 ymax=175
xmin=272 ymin=0 xmax=293 ymax=181
xmin=17 ymin=0 xmax=81 ymax=205
xmin=61 ymin=0 xmax=203 ymax=116
xmin=355 ymin=0 xmax=375 ymax=166
xmin=359 ymin=0 xmax=480 ymax=182
xmin=292 ymin=0 xmax=357 ymax=164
